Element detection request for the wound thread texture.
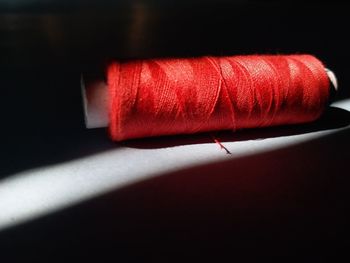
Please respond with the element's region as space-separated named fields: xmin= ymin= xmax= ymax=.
xmin=107 ymin=55 xmax=330 ymax=141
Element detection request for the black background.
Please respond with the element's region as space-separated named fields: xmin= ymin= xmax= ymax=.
xmin=0 ymin=1 xmax=349 ymax=261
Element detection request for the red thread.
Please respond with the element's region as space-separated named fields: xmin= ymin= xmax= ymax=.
xmin=212 ymin=135 xmax=231 ymax=155
xmin=107 ymin=55 xmax=330 ymax=141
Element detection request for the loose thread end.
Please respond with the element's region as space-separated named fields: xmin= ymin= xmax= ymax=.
xmin=212 ymin=135 xmax=231 ymax=155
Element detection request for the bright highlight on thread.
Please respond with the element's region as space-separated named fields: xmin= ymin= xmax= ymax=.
xmin=107 ymin=55 xmax=330 ymax=141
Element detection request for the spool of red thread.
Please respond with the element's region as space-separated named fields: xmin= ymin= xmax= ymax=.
xmin=82 ymin=55 xmax=338 ymax=141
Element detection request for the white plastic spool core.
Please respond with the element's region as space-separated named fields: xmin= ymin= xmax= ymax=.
xmin=81 ymin=75 xmax=109 ymax=129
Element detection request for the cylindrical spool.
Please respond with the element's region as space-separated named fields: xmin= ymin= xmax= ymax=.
xmin=82 ymin=63 xmax=338 ymax=130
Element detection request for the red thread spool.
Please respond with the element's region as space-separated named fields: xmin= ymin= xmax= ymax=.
xmin=83 ymin=55 xmax=336 ymax=141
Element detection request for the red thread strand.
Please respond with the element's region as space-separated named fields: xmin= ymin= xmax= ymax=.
xmin=107 ymin=55 xmax=330 ymax=141
xmin=212 ymin=136 xmax=231 ymax=155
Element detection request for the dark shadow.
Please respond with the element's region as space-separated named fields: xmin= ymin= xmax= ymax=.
xmin=124 ymin=106 xmax=350 ymax=149
xmin=0 ymin=127 xmax=349 ymax=262
xmin=0 ymin=68 xmax=116 ymax=179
